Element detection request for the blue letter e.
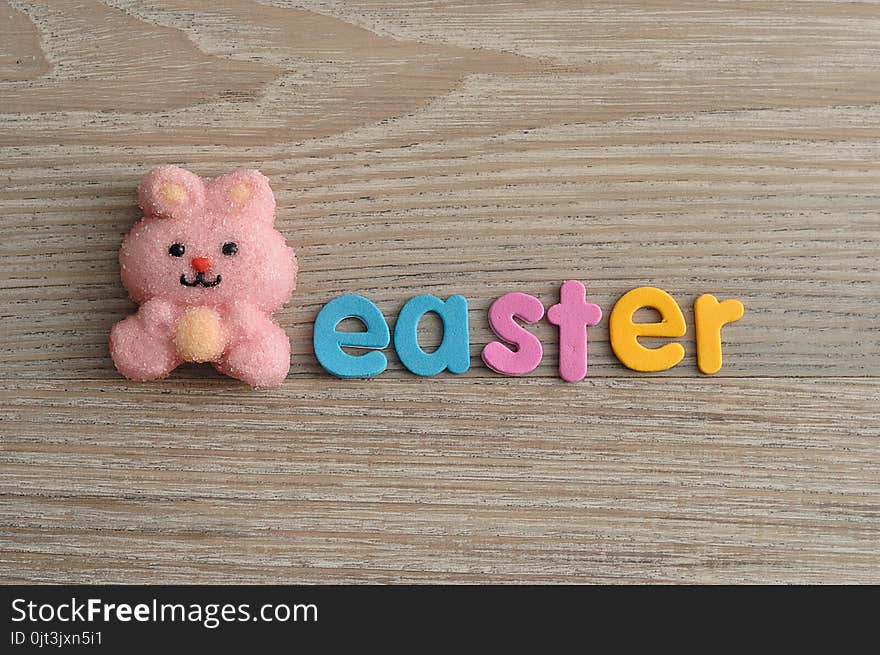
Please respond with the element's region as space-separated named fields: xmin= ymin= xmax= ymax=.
xmin=393 ymin=295 xmax=470 ymax=376
xmin=314 ymin=294 xmax=390 ymax=378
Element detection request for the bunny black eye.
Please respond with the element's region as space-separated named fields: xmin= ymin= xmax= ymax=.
xmin=222 ymin=242 xmax=238 ymax=256
xmin=169 ymin=243 xmax=185 ymax=257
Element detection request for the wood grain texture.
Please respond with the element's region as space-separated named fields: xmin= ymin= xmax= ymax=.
xmin=1 ymin=0 xmax=878 ymax=583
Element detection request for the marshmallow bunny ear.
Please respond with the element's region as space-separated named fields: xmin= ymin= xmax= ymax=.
xmin=138 ymin=166 xmax=205 ymax=220
xmin=209 ymin=169 xmax=277 ymax=223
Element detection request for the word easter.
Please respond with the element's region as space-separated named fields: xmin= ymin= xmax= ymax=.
xmin=313 ymin=280 xmax=744 ymax=380
xmin=113 ymin=168 xmax=744 ymax=389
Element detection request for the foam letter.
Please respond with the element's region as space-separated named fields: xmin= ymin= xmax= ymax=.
xmin=694 ymin=294 xmax=744 ymax=374
xmin=482 ymin=292 xmax=545 ymax=375
xmin=609 ymin=287 xmax=686 ymax=372
xmin=393 ymin=295 xmax=469 ymax=376
xmin=313 ymin=294 xmax=389 ymax=378
xmin=546 ymin=280 xmax=602 ymax=382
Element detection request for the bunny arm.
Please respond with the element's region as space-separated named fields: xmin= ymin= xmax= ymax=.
xmin=110 ymin=298 xmax=182 ymax=381
xmin=214 ymin=303 xmax=290 ymax=388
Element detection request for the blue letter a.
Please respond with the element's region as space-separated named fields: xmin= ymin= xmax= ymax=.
xmin=393 ymin=295 xmax=470 ymax=376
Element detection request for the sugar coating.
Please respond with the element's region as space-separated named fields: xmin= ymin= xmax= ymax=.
xmin=110 ymin=166 xmax=297 ymax=388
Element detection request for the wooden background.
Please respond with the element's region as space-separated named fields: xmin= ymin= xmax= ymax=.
xmin=1 ymin=0 xmax=878 ymax=584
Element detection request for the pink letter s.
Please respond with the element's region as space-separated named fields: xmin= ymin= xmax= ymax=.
xmin=482 ymin=292 xmax=545 ymax=376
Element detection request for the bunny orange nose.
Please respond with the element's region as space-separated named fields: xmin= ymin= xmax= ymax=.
xmin=191 ymin=257 xmax=212 ymax=273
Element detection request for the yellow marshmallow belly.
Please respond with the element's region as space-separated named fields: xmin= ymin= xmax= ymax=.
xmin=175 ymin=307 xmax=228 ymax=363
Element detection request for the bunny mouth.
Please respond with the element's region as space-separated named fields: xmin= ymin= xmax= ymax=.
xmin=180 ymin=272 xmax=222 ymax=287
